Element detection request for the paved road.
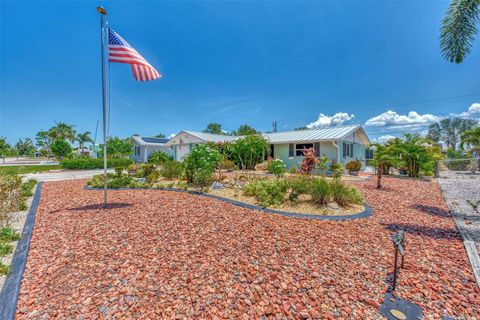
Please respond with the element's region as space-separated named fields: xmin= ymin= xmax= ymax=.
xmin=23 ymin=169 xmax=112 ymax=182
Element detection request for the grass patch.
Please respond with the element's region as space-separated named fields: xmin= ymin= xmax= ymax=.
xmin=0 ymin=226 xmax=21 ymax=242
xmin=0 ymin=165 xmax=62 ymax=175
xmin=0 ymin=262 xmax=9 ymax=275
xmin=0 ymin=242 xmax=13 ymax=256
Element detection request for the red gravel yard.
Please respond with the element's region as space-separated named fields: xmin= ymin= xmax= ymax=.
xmin=16 ymin=178 xmax=479 ymax=319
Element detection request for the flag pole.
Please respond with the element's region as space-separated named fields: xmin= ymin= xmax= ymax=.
xmin=97 ymin=6 xmax=108 ymax=207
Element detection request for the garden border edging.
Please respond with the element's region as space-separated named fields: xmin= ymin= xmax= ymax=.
xmin=0 ymin=182 xmax=43 ymax=320
xmin=84 ymin=186 xmax=373 ymax=221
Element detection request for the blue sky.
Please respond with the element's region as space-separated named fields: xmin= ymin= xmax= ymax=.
xmin=1 ymin=1 xmax=479 ymax=144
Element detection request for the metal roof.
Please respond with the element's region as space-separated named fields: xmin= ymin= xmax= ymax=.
xmin=263 ymin=125 xmax=361 ymax=143
xmin=183 ymin=131 xmax=241 ymax=143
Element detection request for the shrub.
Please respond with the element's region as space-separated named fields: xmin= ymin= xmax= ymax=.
xmin=288 ymin=165 xmax=298 ymax=174
xmin=21 ymin=179 xmax=37 ymax=197
xmin=161 ymin=160 xmax=184 ymax=180
xmin=345 ymin=160 xmax=362 ymax=172
xmin=134 ymin=163 xmax=157 ymax=178
xmin=329 ymin=161 xmax=343 ymax=177
xmin=87 ymin=174 xmax=147 ymax=189
xmin=243 ymin=179 xmax=288 ymax=207
xmin=0 ymin=263 xmax=9 ymax=275
xmin=0 ymin=242 xmax=13 ymax=256
xmin=310 ymin=178 xmax=332 ymax=205
xmin=330 ymin=179 xmax=363 ymax=207
xmin=232 ymin=135 xmax=268 ymax=170
xmin=146 ymin=171 xmax=161 ymax=184
xmin=300 ymin=148 xmax=318 ymax=174
xmin=220 ymin=159 xmax=236 ymax=170
xmin=51 ymin=139 xmax=72 ymax=159
xmin=98 ymin=137 xmax=133 ymax=158
xmin=184 ymin=145 xmax=220 ymax=187
xmin=317 ymin=155 xmax=329 ymax=176
xmin=0 ymin=174 xmax=22 ymax=214
xmin=0 ymin=226 xmax=21 ymax=242
xmin=148 ymin=150 xmax=172 ymax=164
xmin=288 ymin=175 xmax=311 ymax=201
xmin=268 ymin=159 xmax=286 ymax=177
xmin=61 ymin=158 xmax=133 ymax=170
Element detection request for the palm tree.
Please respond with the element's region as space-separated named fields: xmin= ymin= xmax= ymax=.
xmin=76 ymin=131 xmax=94 ymax=150
xmin=461 ymin=127 xmax=480 ymax=170
xmin=15 ymin=138 xmax=36 ymax=157
xmin=440 ymin=0 xmax=480 ymax=63
xmin=427 ymin=117 xmax=478 ymax=150
xmin=51 ymin=122 xmax=76 ymax=142
xmin=370 ymin=144 xmax=398 ymax=189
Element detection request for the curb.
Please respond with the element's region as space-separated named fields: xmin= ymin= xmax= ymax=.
xmin=0 ymin=182 xmax=43 ymax=320
xmin=84 ymin=186 xmax=373 ymax=221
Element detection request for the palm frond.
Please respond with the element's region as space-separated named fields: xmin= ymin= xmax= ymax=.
xmin=440 ymin=0 xmax=480 ymax=63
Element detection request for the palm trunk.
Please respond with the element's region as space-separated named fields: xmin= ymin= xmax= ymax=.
xmin=376 ymin=165 xmax=383 ymax=189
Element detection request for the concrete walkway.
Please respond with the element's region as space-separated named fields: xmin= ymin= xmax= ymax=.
xmin=23 ymin=169 xmax=112 ymax=182
xmin=438 ymin=170 xmax=480 ymax=287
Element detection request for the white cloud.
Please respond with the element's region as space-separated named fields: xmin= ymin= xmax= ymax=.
xmin=371 ymin=135 xmax=396 ymax=144
xmin=458 ymin=103 xmax=480 ymax=117
xmin=365 ymin=110 xmax=440 ymax=129
xmin=306 ymin=112 xmax=355 ymax=129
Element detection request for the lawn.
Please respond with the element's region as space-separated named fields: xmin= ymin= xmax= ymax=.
xmin=15 ymin=177 xmax=479 ymax=318
xmin=0 ymin=165 xmax=62 ymax=175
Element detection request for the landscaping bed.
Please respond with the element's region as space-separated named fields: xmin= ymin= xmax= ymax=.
xmin=13 ymin=177 xmax=480 ymax=319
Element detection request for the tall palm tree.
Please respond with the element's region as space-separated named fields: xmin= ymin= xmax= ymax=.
xmin=427 ymin=117 xmax=478 ymax=150
xmin=440 ymin=0 xmax=480 ymax=63
xmin=36 ymin=130 xmax=56 ymax=159
xmin=51 ymin=122 xmax=76 ymax=142
xmin=15 ymin=138 xmax=36 ymax=157
xmin=76 ymin=131 xmax=94 ymax=150
xmin=461 ymin=127 xmax=480 ymax=150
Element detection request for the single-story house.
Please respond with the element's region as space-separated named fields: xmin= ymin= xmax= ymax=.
xmin=130 ymin=135 xmax=173 ymax=163
xmin=166 ymin=125 xmax=371 ymax=168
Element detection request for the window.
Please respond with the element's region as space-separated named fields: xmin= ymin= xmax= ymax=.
xmin=134 ymin=146 xmax=141 ymax=156
xmin=295 ymin=143 xmax=313 ymax=156
xmin=365 ymin=149 xmax=374 ymax=160
xmin=343 ymin=143 xmax=353 ymax=158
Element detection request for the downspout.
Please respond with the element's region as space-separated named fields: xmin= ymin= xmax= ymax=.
xmin=144 ymin=145 xmax=148 ymax=162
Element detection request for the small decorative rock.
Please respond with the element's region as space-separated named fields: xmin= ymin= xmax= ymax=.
xmin=211 ymin=182 xmax=222 ymax=190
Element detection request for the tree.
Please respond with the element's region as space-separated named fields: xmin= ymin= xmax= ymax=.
xmin=50 ymin=122 xmax=76 ymax=142
xmin=15 ymin=138 xmax=36 ymax=157
xmin=36 ymin=130 xmax=56 ymax=159
xmin=461 ymin=127 xmax=480 ymax=151
xmin=154 ymin=133 xmax=166 ymax=138
xmin=427 ymin=117 xmax=478 ymax=150
xmin=233 ymin=124 xmax=259 ymax=136
xmin=0 ymin=137 xmax=12 ymax=163
xmin=370 ymin=144 xmax=398 ymax=189
xmin=51 ymin=139 xmax=72 ymax=159
xmin=232 ymin=135 xmax=268 ymax=170
xmin=76 ymin=131 xmax=94 ymax=150
xmin=203 ymin=123 xmax=224 ymax=135
xmin=99 ymin=137 xmax=133 ymax=158
xmin=440 ymin=0 xmax=480 ymax=63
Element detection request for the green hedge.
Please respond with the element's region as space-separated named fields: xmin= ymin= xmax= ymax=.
xmin=60 ymin=158 xmax=133 ymax=170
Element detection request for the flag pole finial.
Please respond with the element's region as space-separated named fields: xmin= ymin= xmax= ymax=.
xmin=96 ymin=7 xmax=107 ymax=15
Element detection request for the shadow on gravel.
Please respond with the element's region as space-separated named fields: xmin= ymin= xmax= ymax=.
xmin=67 ymin=203 xmax=133 ymax=211
xmin=383 ymin=223 xmax=461 ymax=240
xmin=411 ymin=204 xmax=452 ymax=218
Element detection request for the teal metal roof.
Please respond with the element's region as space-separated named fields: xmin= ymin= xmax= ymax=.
xmin=263 ymin=125 xmax=361 ymax=143
xmin=183 ymin=131 xmax=240 ymax=143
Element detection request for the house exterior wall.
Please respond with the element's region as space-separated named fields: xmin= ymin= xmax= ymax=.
xmin=338 ymin=140 xmax=366 ymax=166
xmin=131 ymin=144 xmax=172 ymax=163
xmin=272 ymin=141 xmax=339 ymax=169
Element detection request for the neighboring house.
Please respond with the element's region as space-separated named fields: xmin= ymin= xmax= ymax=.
xmin=130 ymin=135 xmax=172 ymax=163
xmin=166 ymin=125 xmax=371 ymax=168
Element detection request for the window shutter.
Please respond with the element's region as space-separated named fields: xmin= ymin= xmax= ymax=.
xmin=350 ymin=144 xmax=354 ymax=157
xmin=314 ymin=142 xmax=320 ymax=157
xmin=342 ymin=143 xmax=346 ymax=158
xmin=289 ymin=144 xmax=294 ymax=157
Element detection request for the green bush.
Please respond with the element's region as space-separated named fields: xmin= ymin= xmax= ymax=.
xmin=220 ymin=159 xmax=236 ymax=170
xmin=310 ymin=178 xmax=332 ymax=205
xmin=161 ymin=161 xmax=184 ymax=180
xmin=445 ymin=159 xmax=470 ymax=171
xmin=21 ymin=179 xmax=37 ymax=197
xmin=267 ymin=159 xmax=286 ymax=177
xmin=0 ymin=226 xmax=21 ymax=242
xmin=288 ymin=175 xmax=311 ymax=201
xmin=330 ymin=179 xmax=363 ymax=207
xmin=61 ymin=158 xmax=133 ymax=170
xmin=232 ymin=135 xmax=268 ymax=170
xmin=134 ymin=163 xmax=157 ymax=178
xmin=148 ymin=150 xmax=172 ymax=164
xmin=0 ymin=262 xmax=9 ymax=275
xmin=51 ymin=139 xmax=72 ymax=159
xmin=0 ymin=242 xmax=13 ymax=256
xmin=87 ymin=173 xmax=148 ymax=189
xmin=0 ymin=174 xmax=22 ymax=214
xmin=329 ymin=161 xmax=343 ymax=177
xmin=288 ymin=166 xmax=298 ymax=174
xmin=243 ymin=179 xmax=288 ymax=207
xmin=184 ymin=145 xmax=220 ymax=187
xmin=146 ymin=171 xmax=161 ymax=184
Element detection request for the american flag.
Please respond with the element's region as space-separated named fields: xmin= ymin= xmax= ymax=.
xmin=108 ymin=28 xmax=161 ymax=82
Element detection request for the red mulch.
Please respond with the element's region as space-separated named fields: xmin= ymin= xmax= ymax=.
xmin=16 ymin=177 xmax=479 ymax=319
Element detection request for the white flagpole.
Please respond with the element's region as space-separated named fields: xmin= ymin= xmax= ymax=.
xmin=97 ymin=6 xmax=108 ymax=207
